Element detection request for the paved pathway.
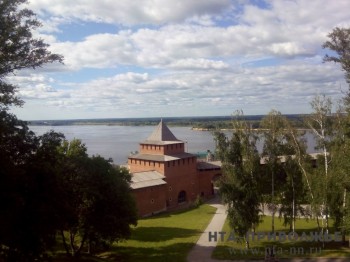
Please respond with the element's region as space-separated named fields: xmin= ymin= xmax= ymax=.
xmin=187 ymin=198 xmax=227 ymax=262
xmin=187 ymin=199 xmax=349 ymax=262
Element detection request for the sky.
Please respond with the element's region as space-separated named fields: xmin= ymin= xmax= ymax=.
xmin=8 ymin=0 xmax=350 ymax=120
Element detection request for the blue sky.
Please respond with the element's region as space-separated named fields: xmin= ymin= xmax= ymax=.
xmin=8 ymin=0 xmax=350 ymax=120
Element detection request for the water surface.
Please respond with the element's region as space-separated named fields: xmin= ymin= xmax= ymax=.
xmin=29 ymin=125 xmax=318 ymax=165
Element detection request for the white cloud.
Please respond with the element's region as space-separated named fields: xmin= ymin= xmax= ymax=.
xmin=5 ymin=73 xmax=69 ymax=100
xmin=169 ymin=58 xmax=229 ymax=70
xmin=27 ymin=0 xmax=232 ymax=25
xmin=9 ymin=0 xmax=350 ymax=120
xmin=46 ymin=23 xmax=321 ymax=71
xmin=14 ymin=62 xmax=344 ymax=117
xmin=43 ymin=0 xmax=350 ymax=71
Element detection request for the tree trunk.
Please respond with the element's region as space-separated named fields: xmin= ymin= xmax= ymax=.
xmin=271 ymin=169 xmax=275 ymax=233
xmin=292 ymin=174 xmax=295 ymax=233
xmin=75 ymin=232 xmax=88 ymax=257
xmin=245 ymin=238 xmax=250 ymax=249
xmin=289 ymin=130 xmax=314 ymax=200
xmin=60 ymin=230 xmax=70 ymax=256
xmin=316 ymin=214 xmax=320 ymax=231
xmin=69 ymin=231 xmax=76 ymax=257
xmin=342 ymin=188 xmax=347 ymax=243
xmin=323 ymin=142 xmax=329 ymax=234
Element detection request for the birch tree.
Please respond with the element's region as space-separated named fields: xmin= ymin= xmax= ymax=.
xmin=323 ymin=27 xmax=350 ymax=243
xmin=215 ymin=110 xmax=261 ymax=248
xmin=326 ymin=102 xmax=350 ymax=245
xmin=305 ymin=94 xmax=332 ymax=233
xmin=260 ymin=110 xmax=291 ymax=233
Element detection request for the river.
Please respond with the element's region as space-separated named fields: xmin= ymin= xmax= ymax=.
xmin=29 ymin=125 xmax=318 ymax=165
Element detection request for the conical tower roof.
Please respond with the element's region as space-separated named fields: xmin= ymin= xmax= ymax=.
xmin=143 ymin=120 xmax=181 ymax=144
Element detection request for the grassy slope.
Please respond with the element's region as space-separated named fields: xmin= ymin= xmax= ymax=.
xmin=213 ymin=216 xmax=350 ymax=260
xmin=96 ymin=204 xmax=216 ymax=262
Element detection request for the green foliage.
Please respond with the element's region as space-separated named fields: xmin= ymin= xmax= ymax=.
xmin=0 ymin=1 xmax=63 ymax=259
xmin=323 ymin=27 xmax=350 ymax=85
xmin=0 ymin=0 xmax=63 ymax=110
xmin=260 ymin=110 xmax=310 ymax=233
xmin=215 ymin=111 xmax=261 ymax=246
xmin=192 ymin=194 xmax=203 ymax=208
xmin=323 ymin=27 xmax=350 ymax=243
xmin=279 ymin=157 xmax=307 ymax=230
xmin=326 ymin=104 xmax=350 ymax=241
xmin=0 ymin=2 xmax=138 ymax=258
xmin=0 ymin=129 xmax=64 ymax=261
xmin=57 ymin=140 xmax=138 ymax=257
xmin=260 ymin=110 xmax=289 ymax=232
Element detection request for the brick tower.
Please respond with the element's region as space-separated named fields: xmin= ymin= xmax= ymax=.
xmin=128 ymin=120 xmax=198 ymax=215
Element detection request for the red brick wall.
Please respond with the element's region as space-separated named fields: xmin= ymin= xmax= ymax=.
xmin=162 ymin=156 xmax=199 ymax=208
xmin=163 ymin=143 xmax=185 ymax=155
xmin=132 ymin=184 xmax=167 ymax=217
xmin=139 ymin=143 xmax=185 ymax=155
xmin=128 ymin=159 xmax=165 ymax=174
xmin=197 ymin=169 xmax=222 ymax=199
xmin=140 ymin=144 xmax=164 ymax=155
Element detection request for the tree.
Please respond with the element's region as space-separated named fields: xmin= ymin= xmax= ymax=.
xmin=260 ymin=110 xmax=291 ymax=233
xmin=57 ymin=140 xmax=138 ymax=257
xmin=323 ymin=27 xmax=350 ymax=86
xmin=0 ymin=0 xmax=63 ymax=110
xmin=305 ymin=94 xmax=332 ymax=233
xmin=279 ymin=156 xmax=306 ymax=232
xmin=215 ymin=111 xmax=261 ymax=248
xmin=275 ymin=119 xmax=310 ymax=233
xmin=323 ymin=27 xmax=350 ymax=245
xmin=0 ymin=1 xmax=62 ymax=259
xmin=0 ymin=130 xmax=65 ymax=261
xmin=325 ymin=101 xmax=350 ymax=245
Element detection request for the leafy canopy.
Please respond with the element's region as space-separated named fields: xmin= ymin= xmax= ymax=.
xmin=0 ymin=0 xmax=63 ymax=109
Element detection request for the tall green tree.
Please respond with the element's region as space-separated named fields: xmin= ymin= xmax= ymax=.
xmin=215 ymin=111 xmax=261 ymax=248
xmin=0 ymin=2 xmax=62 ymax=259
xmin=323 ymin=27 xmax=350 ymax=244
xmin=0 ymin=0 xmax=62 ymax=110
xmin=279 ymin=156 xmax=306 ymax=232
xmin=324 ymin=101 xmax=350 ymax=245
xmin=305 ymin=94 xmax=332 ymax=233
xmin=323 ymin=27 xmax=350 ymax=86
xmin=260 ymin=110 xmax=291 ymax=233
xmin=0 ymin=1 xmax=139 ymax=260
xmin=57 ymin=139 xmax=138 ymax=257
xmin=0 ymin=130 xmax=66 ymax=261
xmin=276 ymin=119 xmax=310 ymax=232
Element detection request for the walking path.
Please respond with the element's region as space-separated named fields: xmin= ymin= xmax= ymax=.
xmin=187 ymin=199 xmax=349 ymax=262
xmin=187 ymin=197 xmax=227 ymax=262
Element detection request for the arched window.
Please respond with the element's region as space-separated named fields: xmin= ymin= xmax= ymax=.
xmin=178 ymin=190 xmax=186 ymax=203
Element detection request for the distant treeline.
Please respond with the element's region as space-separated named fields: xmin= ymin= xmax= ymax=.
xmin=192 ymin=114 xmax=309 ymax=130
xmin=28 ymin=114 xmax=308 ymax=129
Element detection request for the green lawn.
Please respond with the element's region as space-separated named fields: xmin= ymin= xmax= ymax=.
xmin=213 ymin=216 xmax=350 ymax=260
xmin=94 ymin=204 xmax=216 ymax=262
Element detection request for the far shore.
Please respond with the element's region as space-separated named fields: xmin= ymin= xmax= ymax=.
xmin=191 ymin=127 xmax=313 ymax=132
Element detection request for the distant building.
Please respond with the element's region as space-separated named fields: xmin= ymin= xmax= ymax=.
xmin=128 ymin=120 xmax=221 ymax=217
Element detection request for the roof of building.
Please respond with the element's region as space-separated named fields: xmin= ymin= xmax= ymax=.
xmin=129 ymin=152 xmax=195 ymax=162
xmin=143 ymin=120 xmax=182 ymax=145
xmin=130 ymin=170 xmax=167 ymax=190
xmin=259 ymin=152 xmax=323 ymax=165
xmin=197 ymin=161 xmax=222 ymax=171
